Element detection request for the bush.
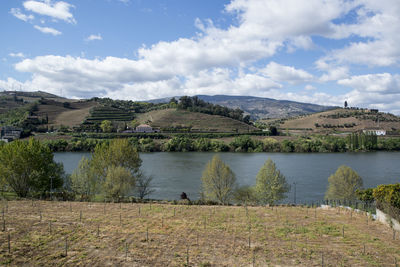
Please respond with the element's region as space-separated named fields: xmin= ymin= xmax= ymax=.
xmin=373 ymin=183 xmax=400 ymax=209
xmin=356 ymin=188 xmax=374 ymax=203
xmin=233 ymin=185 xmax=256 ymax=204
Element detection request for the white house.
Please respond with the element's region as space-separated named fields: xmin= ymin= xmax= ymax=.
xmin=363 ymin=128 xmax=386 ymax=136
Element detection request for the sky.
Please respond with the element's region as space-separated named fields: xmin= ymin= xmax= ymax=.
xmin=1 ymin=0 xmax=400 ymax=114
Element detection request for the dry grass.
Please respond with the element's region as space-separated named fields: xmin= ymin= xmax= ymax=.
xmin=137 ymin=109 xmax=257 ymax=133
xmin=38 ymin=101 xmax=98 ymax=127
xmin=0 ymin=201 xmax=399 ymax=266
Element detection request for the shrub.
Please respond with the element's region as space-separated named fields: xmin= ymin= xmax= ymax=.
xmin=356 ymin=188 xmax=374 ymax=203
xmin=373 ymin=183 xmax=400 ymax=209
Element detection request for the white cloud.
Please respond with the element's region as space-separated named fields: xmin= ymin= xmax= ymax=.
xmin=9 ymin=52 xmax=25 ymax=58
xmin=318 ymin=0 xmax=400 ymax=67
xmin=183 ymin=68 xmax=281 ymax=96
xmin=34 ymin=25 xmax=62 ymax=35
xmin=319 ymin=66 xmax=349 ymax=82
xmin=338 ymin=73 xmax=400 ymax=94
xmin=10 ymin=8 xmax=34 ymax=22
xmin=225 ymin=0 xmax=356 ymax=43
xmin=261 ymin=62 xmax=313 ymax=84
xmin=305 ymin=85 xmax=316 ymax=91
xmin=86 ymin=34 xmax=103 ymax=41
xmin=23 ymin=0 xmax=76 ymax=24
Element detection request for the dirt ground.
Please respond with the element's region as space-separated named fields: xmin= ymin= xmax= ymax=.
xmin=0 ymin=201 xmax=399 ymax=266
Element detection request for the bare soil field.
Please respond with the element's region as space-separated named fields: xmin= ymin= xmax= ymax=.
xmin=0 ymin=201 xmax=399 ymax=266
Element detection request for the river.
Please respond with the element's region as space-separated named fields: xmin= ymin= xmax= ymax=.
xmin=54 ymin=152 xmax=400 ymax=203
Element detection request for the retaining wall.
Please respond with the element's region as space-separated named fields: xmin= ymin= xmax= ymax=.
xmin=376 ymin=209 xmax=400 ymax=232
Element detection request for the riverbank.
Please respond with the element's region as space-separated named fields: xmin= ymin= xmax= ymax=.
xmin=1 ymin=200 xmax=399 ymax=266
xmin=32 ymin=133 xmax=400 ymax=153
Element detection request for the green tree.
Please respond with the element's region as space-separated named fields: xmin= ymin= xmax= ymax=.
xmin=70 ymin=139 xmax=142 ymax=200
xmin=70 ymin=157 xmax=97 ymax=201
xmin=230 ymin=135 xmax=254 ymax=152
xmin=269 ymin=126 xmax=278 ymax=136
xmin=103 ymin=165 xmax=135 ymax=202
xmin=201 ymin=155 xmax=236 ymax=204
xmin=0 ymin=138 xmax=64 ymax=197
xmin=100 ymin=120 xmax=113 ymax=133
xmin=91 ymin=139 xmax=142 ymax=182
xmin=254 ymin=159 xmax=290 ymax=205
xmin=325 ymin=165 xmax=363 ymax=201
xmin=91 ymin=139 xmax=141 ymax=199
xmin=130 ymin=119 xmax=139 ymax=129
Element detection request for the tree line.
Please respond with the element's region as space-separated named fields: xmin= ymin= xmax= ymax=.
xmin=31 ymin=134 xmax=400 ymax=153
xmin=176 ymin=96 xmax=251 ymax=124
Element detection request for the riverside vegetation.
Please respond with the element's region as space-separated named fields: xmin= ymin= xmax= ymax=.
xmin=31 ymin=132 xmax=400 ymax=153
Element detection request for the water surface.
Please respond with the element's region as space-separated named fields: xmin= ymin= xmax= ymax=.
xmin=54 ymin=152 xmax=400 ymax=203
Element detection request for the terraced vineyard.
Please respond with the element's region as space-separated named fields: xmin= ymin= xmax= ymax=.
xmin=0 ymin=201 xmax=399 ymax=266
xmin=84 ymin=106 xmax=135 ymax=124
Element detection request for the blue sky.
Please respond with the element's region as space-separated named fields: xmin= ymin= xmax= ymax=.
xmin=1 ymin=0 xmax=400 ymax=114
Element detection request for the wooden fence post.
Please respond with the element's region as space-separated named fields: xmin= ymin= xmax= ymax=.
xmin=125 ymin=242 xmax=129 ymax=260
xmin=8 ymin=233 xmax=11 ymax=254
xmin=321 ymin=252 xmax=324 ymax=267
xmin=186 ymin=246 xmax=189 ymax=266
xmin=65 ymin=237 xmax=68 ymax=256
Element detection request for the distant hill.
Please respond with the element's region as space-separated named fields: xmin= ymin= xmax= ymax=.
xmin=274 ymin=108 xmax=400 ymax=134
xmin=0 ymin=90 xmax=70 ymax=103
xmin=147 ymin=95 xmax=335 ymax=119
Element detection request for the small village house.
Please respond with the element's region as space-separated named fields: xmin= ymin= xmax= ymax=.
xmin=362 ymin=128 xmax=386 ymax=136
xmin=135 ymin=124 xmax=159 ymax=133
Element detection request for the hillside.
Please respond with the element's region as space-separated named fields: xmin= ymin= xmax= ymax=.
xmin=148 ymin=95 xmax=334 ymax=119
xmin=36 ymin=99 xmax=98 ymax=127
xmin=137 ymin=108 xmax=257 ymax=133
xmin=1 ymin=201 xmax=399 ymax=266
xmin=1 ymin=91 xmax=258 ymax=133
xmin=274 ymin=108 xmax=400 ymax=134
